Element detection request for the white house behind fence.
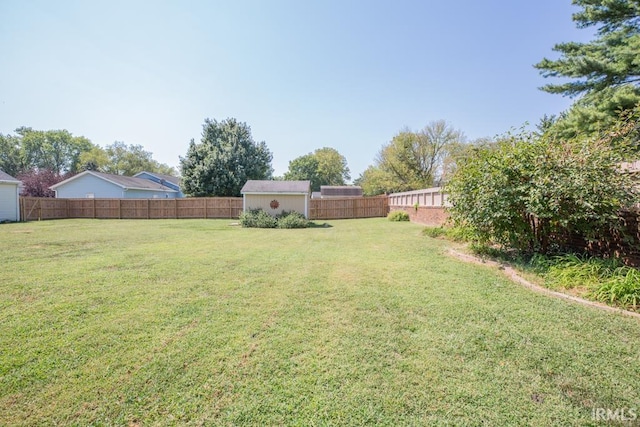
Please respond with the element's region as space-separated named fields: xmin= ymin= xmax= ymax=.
xmin=0 ymin=170 xmax=21 ymax=222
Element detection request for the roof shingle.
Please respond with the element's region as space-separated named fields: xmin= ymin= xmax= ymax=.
xmin=241 ymin=180 xmax=311 ymax=193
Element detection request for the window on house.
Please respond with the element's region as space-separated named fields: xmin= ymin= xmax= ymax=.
xmin=86 ymin=193 xmax=94 ymax=198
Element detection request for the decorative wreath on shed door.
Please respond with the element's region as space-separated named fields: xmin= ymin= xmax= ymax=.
xmin=270 ymin=200 xmax=280 ymax=209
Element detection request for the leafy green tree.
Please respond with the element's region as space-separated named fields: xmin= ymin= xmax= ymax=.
xmin=447 ymin=111 xmax=639 ymax=254
xmin=353 ymin=165 xmax=400 ymax=196
xmin=78 ymin=146 xmax=110 ymax=171
xmin=284 ymin=147 xmax=350 ymax=191
xmin=15 ymin=127 xmax=94 ymax=174
xmin=284 ymin=154 xmax=320 ymax=189
xmin=358 ymin=120 xmax=465 ymax=194
xmin=0 ymin=133 xmax=23 ymax=176
xmin=101 ymin=141 xmax=176 ymax=176
xmin=535 ymin=0 xmax=640 ymax=138
xmin=180 ymin=118 xmax=273 ymax=197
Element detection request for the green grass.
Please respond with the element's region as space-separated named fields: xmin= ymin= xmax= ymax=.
xmin=1 ymin=218 xmax=639 ymax=426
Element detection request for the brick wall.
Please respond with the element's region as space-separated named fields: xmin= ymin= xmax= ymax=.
xmin=389 ymin=206 xmax=449 ymax=227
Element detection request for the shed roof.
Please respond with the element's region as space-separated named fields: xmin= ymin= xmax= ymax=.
xmin=50 ymin=171 xmax=177 ymax=192
xmin=0 ymin=170 xmax=20 ymax=183
xmin=241 ymin=180 xmax=311 ymax=194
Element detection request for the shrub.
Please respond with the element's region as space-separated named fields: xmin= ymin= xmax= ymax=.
xmin=592 ymin=267 xmax=640 ymax=308
xmin=387 ymin=211 xmax=410 ymax=222
xmin=422 ymin=225 xmax=475 ymax=242
xmin=239 ymin=209 xmax=311 ymax=229
xmin=422 ymin=226 xmax=447 ymax=238
xmin=545 ymin=254 xmax=619 ymax=290
xmin=239 ymin=209 xmax=277 ymax=228
xmin=446 ymin=116 xmax=639 ymax=255
xmin=276 ymin=211 xmax=311 ymax=229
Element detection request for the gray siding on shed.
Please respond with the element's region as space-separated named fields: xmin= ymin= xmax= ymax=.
xmin=0 ymin=182 xmax=20 ymax=221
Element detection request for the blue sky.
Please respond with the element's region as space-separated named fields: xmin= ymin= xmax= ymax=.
xmin=0 ymin=1 xmax=593 ymax=179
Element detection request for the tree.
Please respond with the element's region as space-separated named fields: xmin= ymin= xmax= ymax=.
xmin=17 ymin=169 xmax=68 ymax=197
xmin=180 ymin=118 xmax=273 ymax=197
xmin=535 ymin=0 xmax=640 ymax=138
xmin=15 ymin=127 xmax=94 ymax=174
xmin=357 ymin=120 xmax=465 ymax=194
xmin=446 ymin=111 xmax=640 ymax=254
xmin=0 ymin=133 xmax=23 ymax=176
xmin=284 ymin=147 xmax=350 ymax=191
xmin=102 ymin=141 xmax=176 ymax=176
xmin=353 ymin=165 xmax=399 ymax=196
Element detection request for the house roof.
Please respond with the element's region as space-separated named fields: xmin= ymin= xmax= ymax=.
xmin=241 ymin=180 xmax=311 ymax=194
xmin=0 ymin=170 xmax=20 ymax=184
xmin=320 ymin=186 xmax=363 ymax=197
xmin=133 ymin=171 xmax=182 ymax=186
xmin=50 ymin=171 xmax=178 ymax=192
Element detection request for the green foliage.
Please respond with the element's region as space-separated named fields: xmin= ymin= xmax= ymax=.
xmin=535 ymin=0 xmax=640 ymax=97
xmin=276 ymin=211 xmax=311 ymax=229
xmin=422 ymin=225 xmax=474 ymax=242
xmin=422 ymin=226 xmax=447 ymax=238
xmin=239 ymin=209 xmax=311 ymax=229
xmin=239 ymin=208 xmax=278 ymax=228
xmin=76 ymin=141 xmax=176 ymax=176
xmin=357 ymin=121 xmax=465 ymax=195
xmin=353 ymin=165 xmax=398 ymax=196
xmin=180 ymin=118 xmax=273 ymax=197
xmin=284 ymin=147 xmax=350 ymax=192
xmin=543 ymin=253 xmax=640 ymax=309
xmin=0 ymin=133 xmax=23 ymax=176
xmin=535 ymin=0 xmax=640 ymax=138
xmin=593 ymin=267 xmax=640 ymax=307
xmin=447 ymin=114 xmax=639 ymax=255
xmin=546 ymin=254 xmax=619 ymax=289
xmin=14 ymin=127 xmax=94 ymax=174
xmin=387 ymin=210 xmax=410 ymax=222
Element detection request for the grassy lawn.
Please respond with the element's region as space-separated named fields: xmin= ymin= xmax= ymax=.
xmin=1 ymin=218 xmax=639 ymax=426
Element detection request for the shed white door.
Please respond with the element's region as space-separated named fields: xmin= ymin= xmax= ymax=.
xmin=0 ymin=183 xmax=19 ymax=221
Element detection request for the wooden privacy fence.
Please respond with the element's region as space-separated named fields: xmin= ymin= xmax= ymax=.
xmin=20 ymin=197 xmax=244 ymax=221
xmin=20 ymin=196 xmax=389 ymax=221
xmin=309 ymin=196 xmax=388 ymax=219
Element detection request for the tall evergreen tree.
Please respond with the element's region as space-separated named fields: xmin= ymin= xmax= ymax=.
xmin=180 ymin=118 xmax=273 ymax=197
xmin=535 ymin=0 xmax=640 ymax=138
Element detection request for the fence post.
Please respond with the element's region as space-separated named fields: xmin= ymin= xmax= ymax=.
xmin=175 ymin=199 xmax=178 ymax=219
xmin=147 ymin=199 xmax=150 ymax=219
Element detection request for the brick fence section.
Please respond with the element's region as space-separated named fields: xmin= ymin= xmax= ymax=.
xmin=389 ymin=206 xmax=449 ymax=226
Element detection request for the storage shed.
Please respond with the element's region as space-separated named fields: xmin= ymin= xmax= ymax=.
xmin=0 ymin=170 xmax=21 ymax=222
xmin=50 ymin=171 xmax=178 ymax=199
xmin=241 ymin=180 xmax=311 ymax=218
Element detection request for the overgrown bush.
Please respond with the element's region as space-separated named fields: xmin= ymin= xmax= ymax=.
xmin=239 ymin=209 xmax=311 ymax=229
xmin=387 ymin=211 xmax=410 ymax=222
xmin=239 ymin=209 xmax=277 ymax=228
xmin=446 ymin=113 xmax=639 ymax=255
xmin=276 ymin=211 xmax=311 ymax=229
